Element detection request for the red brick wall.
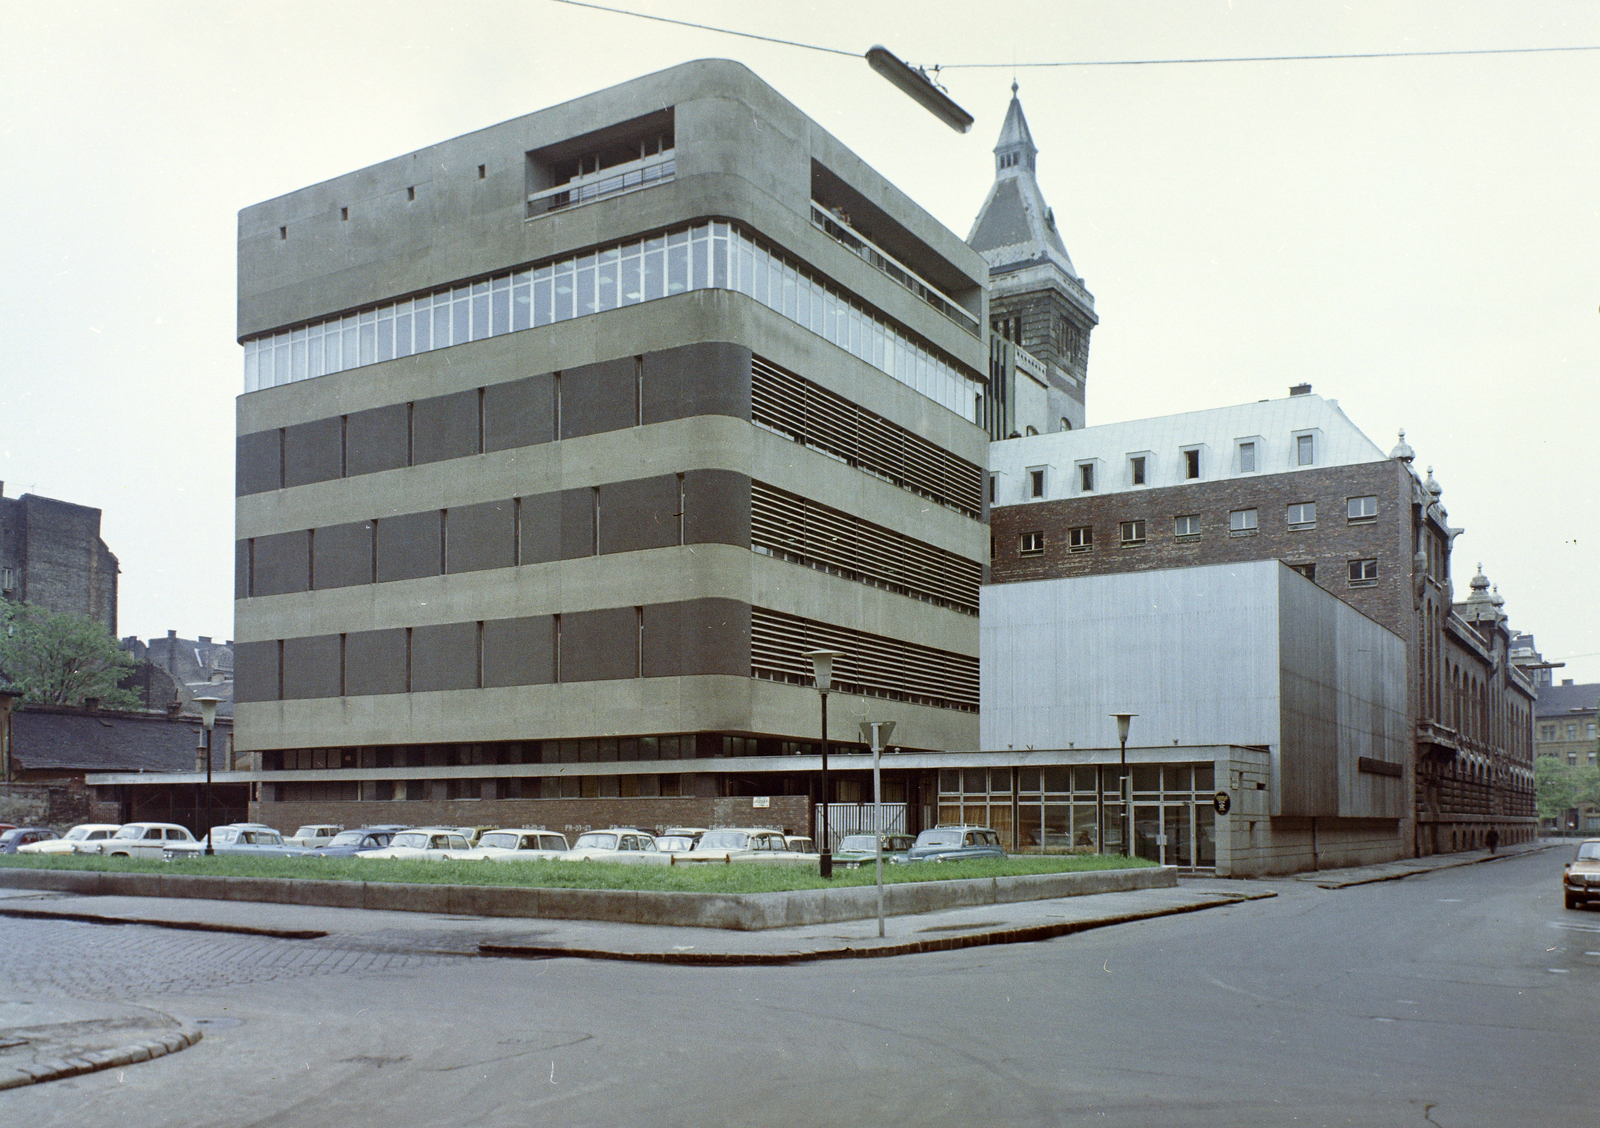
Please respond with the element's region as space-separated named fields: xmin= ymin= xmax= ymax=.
xmin=988 ymin=459 xmax=1415 ymax=639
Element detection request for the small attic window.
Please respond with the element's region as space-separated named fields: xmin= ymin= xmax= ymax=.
xmin=278 ymin=226 xmax=287 ymax=240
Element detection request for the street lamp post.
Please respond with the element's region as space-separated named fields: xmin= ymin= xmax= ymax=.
xmin=1110 ymin=713 xmax=1137 ymax=858
xmin=860 ymin=719 xmax=896 ymax=938
xmin=805 ymin=649 xmax=845 ymax=879
xmin=0 ymin=685 xmax=22 ymax=786
xmin=195 ymin=696 xmax=222 ymax=856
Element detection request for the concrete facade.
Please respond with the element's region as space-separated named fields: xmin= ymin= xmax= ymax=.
xmin=230 ymin=61 xmax=991 ymax=837
xmin=0 ymin=487 xmax=119 ymax=634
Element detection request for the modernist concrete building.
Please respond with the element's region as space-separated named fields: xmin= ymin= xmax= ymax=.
xmin=982 ymin=388 xmax=1536 ymax=865
xmin=0 ymin=485 xmax=120 ymax=634
xmin=230 ymin=61 xmax=994 ymax=838
xmin=982 ymin=560 xmax=1410 ymax=875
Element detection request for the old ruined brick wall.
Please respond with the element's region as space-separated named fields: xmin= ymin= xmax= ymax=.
xmin=0 ymin=782 xmax=92 ymax=827
xmin=988 ymin=459 xmax=1415 ymax=639
xmin=0 ymin=493 xmax=119 ymax=634
xmin=250 ymin=794 xmax=813 ymax=841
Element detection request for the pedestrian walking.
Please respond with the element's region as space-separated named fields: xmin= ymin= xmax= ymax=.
xmin=1486 ymin=826 xmax=1500 ymax=855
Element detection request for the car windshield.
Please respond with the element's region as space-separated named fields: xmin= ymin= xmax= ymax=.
xmin=64 ymin=827 xmax=94 ymax=840
xmin=392 ymin=832 xmax=429 ymax=849
xmin=293 ymin=827 xmax=328 ymax=838
xmin=1576 ymin=842 xmax=1600 ymax=861
xmin=327 ymin=831 xmax=367 ymax=846
xmin=112 ymin=826 xmax=144 ymax=839
xmin=839 ymin=836 xmax=876 ymax=851
xmin=479 ymin=833 xmax=517 ymax=850
xmin=540 ymin=836 xmax=566 ymax=850
xmin=575 ymin=833 xmax=617 ymax=850
xmin=917 ymin=830 xmax=963 ymax=847
xmin=698 ymin=831 xmax=751 ymax=850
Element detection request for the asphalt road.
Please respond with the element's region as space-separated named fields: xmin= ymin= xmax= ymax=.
xmin=3 ymin=849 xmax=1592 ymax=1127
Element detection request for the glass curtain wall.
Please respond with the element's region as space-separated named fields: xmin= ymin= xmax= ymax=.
xmin=243 ymin=221 xmax=985 ymax=422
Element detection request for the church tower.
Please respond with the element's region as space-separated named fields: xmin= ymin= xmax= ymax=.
xmin=968 ymin=83 xmax=1097 ymax=432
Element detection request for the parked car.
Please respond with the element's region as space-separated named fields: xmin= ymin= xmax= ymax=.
xmin=785 ymin=835 xmax=816 ymax=854
xmin=1562 ymin=838 xmax=1600 ymax=910
xmin=894 ymin=826 xmax=1007 ymax=864
xmin=285 ymin=824 xmax=344 ymax=849
xmin=313 ymin=827 xmax=409 ymax=856
xmin=165 ymin=824 xmax=317 ymax=860
xmin=561 ymin=829 xmax=665 ymax=863
xmin=654 ymin=834 xmax=699 ymax=854
xmin=466 ymin=829 xmax=569 ymax=861
xmin=0 ymin=827 xmax=60 ymax=854
xmin=676 ymin=828 xmax=814 ymax=864
xmin=16 ymin=823 xmax=123 ymax=855
xmin=355 ymin=828 xmax=475 ymax=861
xmin=660 ymin=826 xmax=708 ymax=844
xmin=834 ymin=833 xmax=916 ymax=866
xmin=99 ymin=822 xmax=198 ymax=859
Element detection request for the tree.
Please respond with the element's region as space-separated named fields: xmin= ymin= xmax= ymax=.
xmin=0 ymin=601 xmax=139 ymax=709
xmin=1535 ymin=752 xmax=1600 ymax=825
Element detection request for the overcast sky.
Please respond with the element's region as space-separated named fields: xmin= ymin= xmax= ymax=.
xmin=2 ymin=1 xmax=1596 ymax=683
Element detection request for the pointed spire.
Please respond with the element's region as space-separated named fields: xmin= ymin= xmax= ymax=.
xmin=994 ymin=82 xmax=1037 ymax=175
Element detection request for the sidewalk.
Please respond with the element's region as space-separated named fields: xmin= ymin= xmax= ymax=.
xmin=1285 ymin=838 xmax=1558 ymax=889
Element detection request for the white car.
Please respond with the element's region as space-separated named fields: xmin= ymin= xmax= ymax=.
xmin=164 ymin=824 xmax=317 ymax=859
xmin=98 ymin=822 xmax=198 ymax=859
xmin=16 ymin=823 xmax=122 ymax=854
xmin=674 ymin=828 xmax=816 ymax=864
xmin=285 ymin=824 xmax=344 ymax=849
xmin=467 ymin=829 xmax=569 ymax=861
xmin=355 ymin=828 xmax=475 ymax=861
xmin=560 ymin=829 xmax=666 ymax=863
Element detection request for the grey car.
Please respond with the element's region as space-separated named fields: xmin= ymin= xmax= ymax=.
xmin=166 ymin=824 xmax=316 ymax=860
xmin=895 ymin=826 xmax=1007 ymax=863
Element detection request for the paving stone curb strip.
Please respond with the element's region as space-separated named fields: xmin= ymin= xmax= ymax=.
xmin=1305 ymin=841 xmax=1559 ymax=889
xmin=0 ymin=1026 xmax=202 ymax=1091
xmin=0 ymin=865 xmax=1174 ymax=931
xmin=481 ymin=890 xmax=1278 ymax=965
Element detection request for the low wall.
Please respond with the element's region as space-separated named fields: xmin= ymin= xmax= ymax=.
xmin=0 ymin=865 xmax=1175 ymax=932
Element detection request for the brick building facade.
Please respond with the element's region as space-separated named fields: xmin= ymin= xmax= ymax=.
xmin=985 ymin=390 xmax=1536 ymax=860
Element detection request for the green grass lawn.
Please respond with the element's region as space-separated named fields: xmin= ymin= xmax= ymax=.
xmin=0 ymin=852 xmax=1155 ymax=895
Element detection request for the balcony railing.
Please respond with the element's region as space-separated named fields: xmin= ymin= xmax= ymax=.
xmin=810 ymin=203 xmax=980 ymax=337
xmin=528 ymin=151 xmax=675 ymax=215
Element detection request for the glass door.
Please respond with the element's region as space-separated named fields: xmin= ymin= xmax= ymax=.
xmin=1162 ymin=803 xmax=1193 ymax=867
xmin=1133 ymin=804 xmax=1161 ymax=863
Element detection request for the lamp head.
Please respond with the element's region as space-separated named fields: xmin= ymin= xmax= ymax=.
xmin=804 ymin=649 xmax=846 ymax=693
xmin=195 ymin=696 xmax=222 ymax=730
xmin=1109 ymin=712 xmax=1137 ymax=744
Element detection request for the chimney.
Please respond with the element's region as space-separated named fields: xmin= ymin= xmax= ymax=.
xmin=167 ymin=629 xmax=178 ymax=639
xmin=1289 ymin=384 xmax=1312 ymax=397
xmin=165 ymin=701 xmax=183 ymax=719
xmin=1563 ymin=678 xmax=1574 ymax=686
xmin=198 ymin=636 xmax=212 ymax=644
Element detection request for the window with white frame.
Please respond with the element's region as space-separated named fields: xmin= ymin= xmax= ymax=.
xmin=1019 ymin=530 xmax=1044 ymax=556
xmin=1119 ymin=520 xmax=1146 ymax=546
xmin=1129 ymin=455 xmax=1146 ymax=486
xmin=1173 ymin=514 xmax=1200 ymax=537
xmin=1077 ymin=462 xmax=1095 ymax=492
xmin=1182 ymin=448 xmax=1201 ymax=480
xmin=1229 ymin=508 xmax=1258 ymax=534
xmin=1295 ymin=433 xmax=1315 ymax=466
xmin=1286 ymin=502 xmax=1316 ymax=529
xmin=1289 ymin=562 xmax=1316 ymax=581
xmin=1068 ymin=526 xmax=1093 ymax=552
xmin=1029 ymin=466 xmax=1047 ymax=498
xmin=1238 ymin=441 xmax=1257 ymax=473
xmin=1348 ymin=557 xmax=1378 ymax=585
xmin=1347 ymin=495 xmax=1378 ymax=522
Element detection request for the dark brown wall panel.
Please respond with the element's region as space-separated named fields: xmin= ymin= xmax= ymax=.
xmin=344 ymin=628 xmax=408 ymax=696
xmin=482 ymin=615 xmax=555 ymax=687
xmin=560 ymin=606 xmax=637 ymax=682
xmin=251 ymin=530 xmax=310 ymax=596
xmin=560 ymin=357 xmax=635 ymax=439
xmin=683 ymin=469 xmax=751 ymax=547
xmin=411 ymin=622 xmax=479 ymax=693
xmin=236 ymin=430 xmax=281 ymax=496
xmin=641 ymin=598 xmax=750 ymax=678
xmin=642 ymin=342 xmax=752 ymax=423
xmin=233 ymin=640 xmax=280 ymax=703
xmin=517 ymin=492 xmax=561 ymax=566
xmin=413 ymin=388 xmax=479 ymax=466
xmin=375 ymin=510 xmax=442 ymax=583
xmin=599 ymin=475 xmax=679 ymax=555
xmin=559 ymin=488 xmax=596 ymax=559
xmin=446 ymin=500 xmax=516 ymax=574
xmin=283 ymin=416 xmax=343 ymax=488
xmin=483 ymin=373 xmax=555 ymax=452
xmin=282 ymin=634 xmax=342 ymax=700
xmin=234 ymin=540 xmax=250 ymax=601
xmin=313 ymin=520 xmax=374 ymax=589
xmin=345 ymin=402 xmax=409 ymax=476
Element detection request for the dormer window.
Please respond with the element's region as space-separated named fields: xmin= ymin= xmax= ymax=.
xmin=1183 ymin=448 xmax=1201 ymax=480
xmin=1239 ymin=441 xmax=1256 ymax=473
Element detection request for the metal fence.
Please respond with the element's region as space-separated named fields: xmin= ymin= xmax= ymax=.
xmin=814 ymin=803 xmax=907 ymax=852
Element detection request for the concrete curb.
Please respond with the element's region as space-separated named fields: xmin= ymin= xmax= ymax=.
xmin=0 ymin=864 xmax=1175 ymax=931
xmin=0 ymin=1026 xmax=202 ymax=1090
xmin=480 ymin=890 xmax=1277 ymax=965
xmin=0 ymin=905 xmax=327 ymax=940
xmin=1311 ymin=843 xmax=1560 ymax=889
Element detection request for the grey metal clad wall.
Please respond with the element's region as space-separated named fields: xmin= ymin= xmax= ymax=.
xmin=251 ymin=530 xmax=308 ymax=596
xmin=599 ymin=476 xmax=679 ymax=554
xmin=374 ymin=511 xmax=440 ymax=583
xmin=236 ymin=430 xmax=281 ymax=495
xmin=642 ymin=341 xmax=752 ymax=423
xmin=345 ymin=628 xmax=408 ymax=697
xmin=483 ymin=616 xmax=555 ymax=688
xmin=411 ymin=622 xmax=479 ymax=693
xmin=282 ymin=634 xmax=340 ymax=700
xmin=284 ymin=416 xmax=343 ymax=487
xmin=1276 ymin=570 xmax=1340 ymax=818
xmin=559 ymin=357 xmax=636 ymax=439
xmin=345 ymin=403 xmax=409 ymax=476
xmin=559 ymin=607 xmax=639 ymax=683
xmin=233 ymin=640 xmax=279 ymax=703
xmin=413 ymin=388 xmax=480 ymax=464
xmin=312 ymin=520 xmax=373 ymax=588
xmin=641 ymin=598 xmax=750 ymax=678
xmin=682 ymin=469 xmax=750 ymax=547
xmin=445 ymin=500 xmax=515 ymax=573
xmin=483 ymin=373 xmax=556 ymax=451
